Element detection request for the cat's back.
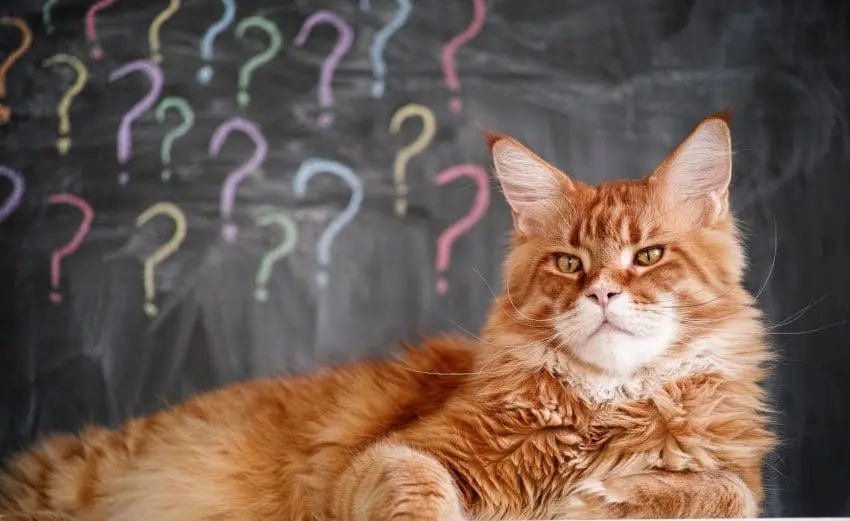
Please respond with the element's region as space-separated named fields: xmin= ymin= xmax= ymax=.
xmin=0 ymin=335 xmax=477 ymax=521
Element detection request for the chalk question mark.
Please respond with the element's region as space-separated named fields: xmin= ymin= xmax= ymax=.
xmin=209 ymin=117 xmax=267 ymax=243
xmin=293 ymin=158 xmax=363 ymax=288
xmin=294 ymin=11 xmax=354 ymax=128
xmin=235 ymin=16 xmax=283 ymax=108
xmin=0 ymin=165 xmax=25 ymax=224
xmin=433 ymin=164 xmax=490 ymax=295
xmin=42 ymin=0 xmax=57 ymax=33
xmin=0 ymin=17 xmax=33 ymax=125
xmin=42 ymin=54 xmax=88 ymax=155
xmin=86 ymin=0 xmax=117 ymax=60
xmin=390 ymin=103 xmax=436 ymax=217
xmin=254 ymin=212 xmax=298 ymax=302
xmin=441 ymin=0 xmax=485 ymax=113
xmin=108 ymin=60 xmax=164 ymax=185
xmin=48 ymin=193 xmax=95 ymax=304
xmin=367 ymin=0 xmax=411 ymax=98
xmin=155 ymin=97 xmax=194 ymax=182
xmin=197 ymin=0 xmax=236 ymax=83
xmin=136 ymin=202 xmax=187 ymax=317
xmin=148 ymin=0 xmax=180 ymax=63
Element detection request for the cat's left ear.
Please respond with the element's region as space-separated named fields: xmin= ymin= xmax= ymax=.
xmin=486 ymin=131 xmax=574 ymax=237
xmin=649 ymin=112 xmax=733 ymax=225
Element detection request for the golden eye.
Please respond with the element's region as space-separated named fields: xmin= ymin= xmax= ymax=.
xmin=554 ymin=253 xmax=582 ymax=274
xmin=634 ymin=246 xmax=664 ymax=267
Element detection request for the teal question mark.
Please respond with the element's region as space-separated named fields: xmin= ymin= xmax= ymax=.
xmin=254 ymin=212 xmax=298 ymax=302
xmin=43 ymin=0 xmax=57 ymax=33
xmin=155 ymin=97 xmax=195 ymax=182
xmin=235 ymin=16 xmax=282 ymax=108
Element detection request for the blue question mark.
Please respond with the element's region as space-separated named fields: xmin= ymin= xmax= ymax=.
xmin=197 ymin=0 xmax=236 ymax=83
xmin=368 ymin=0 xmax=412 ymax=98
xmin=293 ymin=158 xmax=363 ymax=288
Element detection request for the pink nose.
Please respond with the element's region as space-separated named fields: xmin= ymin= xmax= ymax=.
xmin=586 ymin=286 xmax=622 ymax=308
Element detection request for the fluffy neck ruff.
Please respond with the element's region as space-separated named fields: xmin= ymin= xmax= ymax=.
xmin=476 ymin=296 xmax=770 ymax=405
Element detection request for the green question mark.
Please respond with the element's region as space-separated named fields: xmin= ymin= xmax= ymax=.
xmin=235 ymin=16 xmax=283 ymax=108
xmin=254 ymin=212 xmax=298 ymax=302
xmin=155 ymin=97 xmax=195 ymax=182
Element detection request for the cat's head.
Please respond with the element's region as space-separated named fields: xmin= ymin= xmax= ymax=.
xmin=484 ymin=113 xmax=761 ymax=393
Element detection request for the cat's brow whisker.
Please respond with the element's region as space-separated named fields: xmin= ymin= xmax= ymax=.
xmin=477 ymin=343 xmax=545 ymax=377
xmin=642 ymin=293 xmax=830 ymax=335
xmin=397 ymin=367 xmax=480 ymax=377
xmin=767 ymin=320 xmax=848 ymax=336
xmin=766 ymin=296 xmax=826 ymax=330
xmin=752 ymin=219 xmax=778 ymax=302
xmin=637 ymin=306 xmax=747 ymax=326
xmin=503 ymin=276 xmax=560 ymax=326
xmin=472 ymin=267 xmax=554 ymax=326
xmin=672 ymin=316 xmax=847 ymax=339
xmin=450 ymin=321 xmax=559 ymax=351
xmin=650 ymin=286 xmax=740 ymax=310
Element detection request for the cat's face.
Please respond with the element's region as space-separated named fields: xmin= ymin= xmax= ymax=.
xmin=489 ymin=114 xmax=747 ymax=377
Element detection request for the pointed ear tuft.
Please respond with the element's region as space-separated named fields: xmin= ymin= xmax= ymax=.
xmin=651 ymin=114 xmax=733 ymax=225
xmin=487 ymin=133 xmax=572 ymax=236
xmin=482 ymin=128 xmax=504 ymax=150
xmin=711 ymin=105 xmax=734 ymax=125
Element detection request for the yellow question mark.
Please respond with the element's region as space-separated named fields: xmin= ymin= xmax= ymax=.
xmin=136 ymin=202 xmax=187 ymax=317
xmin=389 ymin=103 xmax=436 ymax=217
xmin=148 ymin=0 xmax=181 ymax=63
xmin=42 ymin=54 xmax=88 ymax=155
xmin=0 ymin=17 xmax=33 ymax=124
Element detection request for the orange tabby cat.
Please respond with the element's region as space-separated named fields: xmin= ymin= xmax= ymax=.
xmin=0 ymin=112 xmax=776 ymax=521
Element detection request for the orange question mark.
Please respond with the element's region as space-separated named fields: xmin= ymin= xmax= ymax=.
xmin=0 ymin=17 xmax=33 ymax=124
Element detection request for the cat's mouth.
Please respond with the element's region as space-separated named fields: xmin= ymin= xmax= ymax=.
xmin=590 ymin=319 xmax=630 ymax=338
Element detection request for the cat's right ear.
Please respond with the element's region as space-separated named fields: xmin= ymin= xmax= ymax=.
xmin=486 ymin=132 xmax=574 ymax=237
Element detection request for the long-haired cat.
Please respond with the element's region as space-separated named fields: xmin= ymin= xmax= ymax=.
xmin=0 ymin=112 xmax=776 ymax=520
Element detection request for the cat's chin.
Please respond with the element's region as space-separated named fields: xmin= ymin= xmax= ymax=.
xmin=568 ymin=326 xmax=673 ymax=377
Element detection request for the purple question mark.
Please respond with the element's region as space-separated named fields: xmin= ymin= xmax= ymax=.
xmin=0 ymin=165 xmax=24 ymax=223
xmin=294 ymin=11 xmax=354 ymax=128
xmin=108 ymin=60 xmax=164 ymax=185
xmin=209 ymin=117 xmax=267 ymax=243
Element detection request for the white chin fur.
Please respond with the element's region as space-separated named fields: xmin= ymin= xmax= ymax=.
xmin=556 ymin=293 xmax=677 ymax=376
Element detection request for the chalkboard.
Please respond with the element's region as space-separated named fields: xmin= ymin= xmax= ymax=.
xmin=2 ymin=0 xmax=850 ymax=516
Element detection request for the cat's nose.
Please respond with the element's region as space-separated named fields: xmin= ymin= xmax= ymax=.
xmin=586 ymin=283 xmax=622 ymax=308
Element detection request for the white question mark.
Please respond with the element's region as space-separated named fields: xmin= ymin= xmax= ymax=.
xmin=197 ymin=0 xmax=236 ymax=83
xmin=367 ymin=0 xmax=412 ymax=98
xmin=293 ymin=158 xmax=363 ymax=288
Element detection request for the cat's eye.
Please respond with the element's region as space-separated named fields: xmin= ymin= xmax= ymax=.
xmin=554 ymin=253 xmax=582 ymax=274
xmin=634 ymin=246 xmax=664 ymax=267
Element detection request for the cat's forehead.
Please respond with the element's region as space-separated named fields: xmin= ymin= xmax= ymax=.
xmin=564 ymin=180 xmax=663 ymax=248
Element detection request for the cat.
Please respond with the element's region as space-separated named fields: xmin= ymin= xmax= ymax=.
xmin=0 ymin=111 xmax=776 ymax=521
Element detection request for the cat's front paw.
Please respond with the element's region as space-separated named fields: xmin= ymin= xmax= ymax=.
xmin=556 ymin=479 xmax=628 ymax=519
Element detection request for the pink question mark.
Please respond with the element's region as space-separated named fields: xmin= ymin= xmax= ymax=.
xmin=47 ymin=193 xmax=94 ymax=304
xmin=108 ymin=60 xmax=164 ymax=185
xmin=294 ymin=11 xmax=354 ymax=128
xmin=209 ymin=117 xmax=268 ymax=243
xmin=433 ymin=164 xmax=490 ymax=295
xmin=0 ymin=165 xmax=24 ymax=223
xmin=441 ymin=0 xmax=486 ymax=114
xmin=86 ymin=0 xmax=117 ymax=60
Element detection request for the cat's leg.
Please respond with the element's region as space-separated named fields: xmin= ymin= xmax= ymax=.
xmin=0 ymin=512 xmax=75 ymax=520
xmin=329 ymin=442 xmax=466 ymax=521
xmin=556 ymin=470 xmax=758 ymax=519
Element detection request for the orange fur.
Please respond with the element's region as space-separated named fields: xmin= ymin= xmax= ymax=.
xmin=0 ymin=113 xmax=776 ymax=520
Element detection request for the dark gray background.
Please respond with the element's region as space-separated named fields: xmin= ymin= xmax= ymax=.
xmin=1 ymin=0 xmax=849 ymax=516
